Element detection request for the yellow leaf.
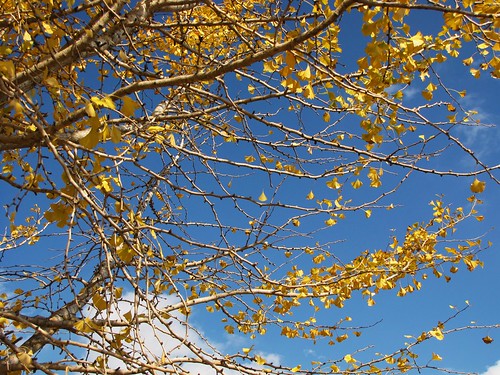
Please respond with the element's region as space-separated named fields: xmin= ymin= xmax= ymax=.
xmin=410 ymin=32 xmax=425 ymax=48
xmin=85 ymin=103 xmax=97 ymax=117
xmin=121 ymin=96 xmax=140 ymax=117
xmin=303 ymin=83 xmax=315 ymax=99
xmin=421 ymin=90 xmax=433 ymax=101
xmin=326 ymin=178 xmax=341 ymax=189
xmin=245 ymin=155 xmax=256 ymax=163
xmin=263 ymin=60 xmax=278 ymax=73
xmin=110 ymin=126 xmax=121 ymax=143
xmin=101 ymin=96 xmax=116 ymax=109
xmin=292 ymin=219 xmax=300 ymax=227
xmin=255 ymin=355 xmax=266 ymax=365
xmin=80 ymin=127 xmax=100 ymax=148
xmin=470 ymin=68 xmax=480 ymax=78
xmin=117 ymin=245 xmax=134 ymax=263
xmin=147 ymin=125 xmax=165 ymax=133
xmin=336 ymin=334 xmax=348 ymax=342
xmin=92 ymin=290 xmax=107 ymax=311
xmin=325 ymin=218 xmax=336 ymax=226
xmin=166 ymin=133 xmax=176 ymax=146
xmin=74 ymin=317 xmax=97 ymax=333
xmin=258 ymin=191 xmax=268 ymax=202
xmin=364 ymin=210 xmax=372 ymax=218
xmin=470 ymin=178 xmax=485 ymax=193
xmin=0 ymin=61 xmax=15 ymax=79
xmin=429 ymin=327 xmax=444 ymax=340
xmin=224 ymin=325 xmax=234 ymax=334
xmin=242 ymin=347 xmax=252 ymax=354
xmin=306 ymin=190 xmax=314 ymax=200
xmin=297 ymin=65 xmax=312 ymax=80
xmin=44 ymin=77 xmax=60 ymax=88
xmin=291 ymin=365 xmax=301 ymax=372
xmin=92 ymin=96 xmax=116 ymax=110
xmin=16 ymin=349 xmax=33 ymax=367
xmin=248 ymin=84 xmax=255 ymax=94
xmin=285 ymin=51 xmax=296 ymax=68
xmin=114 ymin=287 xmax=123 ymax=299
xmin=351 ymin=179 xmax=363 ymax=189
xmin=344 ymin=354 xmax=356 ymax=364
xmin=323 ymin=111 xmax=331 ymax=122
xmin=432 ymin=353 xmax=443 ymax=361
xmin=462 ymin=57 xmax=474 ymax=66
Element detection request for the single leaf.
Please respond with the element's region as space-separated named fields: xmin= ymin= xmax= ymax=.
xmin=110 ymin=126 xmax=121 ymax=143
xmin=470 ymin=178 xmax=485 ymax=193
xmin=429 ymin=327 xmax=444 ymax=340
xmin=258 ymin=191 xmax=268 ymax=202
xmin=432 ymin=353 xmax=443 ymax=361
xmin=482 ymin=336 xmax=494 ymax=344
xmin=121 ymin=96 xmax=140 ymax=117
xmin=92 ymin=291 xmax=107 ymax=311
xmin=326 ymin=178 xmax=341 ymax=189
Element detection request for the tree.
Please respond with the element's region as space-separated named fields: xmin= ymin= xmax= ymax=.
xmin=0 ymin=0 xmax=499 ymax=374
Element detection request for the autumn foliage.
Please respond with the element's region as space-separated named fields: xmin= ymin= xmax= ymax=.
xmin=0 ymin=0 xmax=499 ymax=374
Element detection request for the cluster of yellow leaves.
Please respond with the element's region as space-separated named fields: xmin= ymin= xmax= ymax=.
xmin=215 ymin=199 xmax=484 ymax=341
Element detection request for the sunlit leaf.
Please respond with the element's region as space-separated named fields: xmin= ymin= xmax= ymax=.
xmin=432 ymin=353 xmax=443 ymax=361
xmin=258 ymin=191 xmax=268 ymax=202
xmin=482 ymin=336 xmax=494 ymax=344
xmin=121 ymin=96 xmax=140 ymax=117
xmin=429 ymin=327 xmax=444 ymax=340
xmin=470 ymin=178 xmax=485 ymax=193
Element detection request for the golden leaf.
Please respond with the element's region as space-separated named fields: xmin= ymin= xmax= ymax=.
xmin=429 ymin=327 xmax=444 ymax=340
xmin=325 ymin=218 xmax=336 ymax=226
xmin=303 ymin=83 xmax=315 ymax=99
xmin=110 ymin=126 xmax=121 ymax=143
xmin=482 ymin=336 xmax=494 ymax=344
xmin=351 ymin=179 xmax=363 ymax=189
xmin=432 ymin=353 xmax=443 ymax=361
xmin=121 ymin=96 xmax=140 ymax=117
xmin=344 ymin=354 xmax=356 ymax=364
xmin=85 ymin=103 xmax=97 ymax=117
xmin=410 ymin=32 xmax=425 ymax=48
xmin=297 ymin=65 xmax=312 ymax=80
xmin=0 ymin=61 xmax=15 ymax=79
xmin=255 ymin=355 xmax=266 ymax=365
xmin=470 ymin=178 xmax=485 ymax=193
xmin=258 ymin=191 xmax=268 ymax=202
xmin=92 ymin=290 xmax=107 ymax=311
xmin=326 ymin=178 xmax=341 ymax=189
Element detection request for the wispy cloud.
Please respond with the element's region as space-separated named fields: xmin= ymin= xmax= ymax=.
xmin=453 ymin=92 xmax=500 ymax=165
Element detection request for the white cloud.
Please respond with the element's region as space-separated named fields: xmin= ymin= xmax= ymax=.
xmin=482 ymin=360 xmax=500 ymax=375
xmin=82 ymin=291 xmax=282 ymax=374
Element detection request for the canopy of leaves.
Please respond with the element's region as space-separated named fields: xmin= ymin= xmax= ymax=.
xmin=0 ymin=0 xmax=498 ymax=374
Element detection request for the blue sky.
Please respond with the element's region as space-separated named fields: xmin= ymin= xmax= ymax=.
xmin=175 ymin=7 xmax=500 ymax=374
xmin=1 ymin=1 xmax=499 ymax=374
